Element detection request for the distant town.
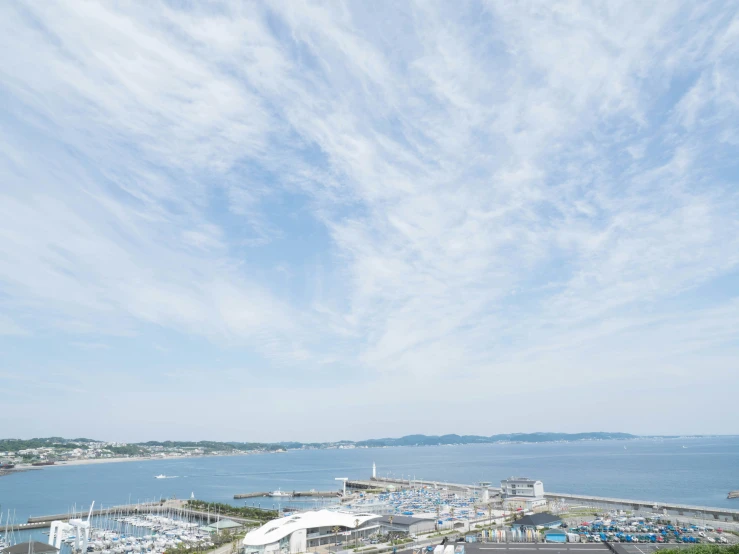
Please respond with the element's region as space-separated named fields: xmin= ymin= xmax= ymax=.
xmin=0 ymin=432 xmax=711 ymax=468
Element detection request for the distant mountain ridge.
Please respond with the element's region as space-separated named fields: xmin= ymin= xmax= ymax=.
xmin=350 ymin=432 xmax=637 ymax=447
xmin=1 ymin=432 xmax=654 ymax=456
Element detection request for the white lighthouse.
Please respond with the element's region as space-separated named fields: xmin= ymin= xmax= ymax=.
xmin=372 ymin=462 xmax=376 ymax=479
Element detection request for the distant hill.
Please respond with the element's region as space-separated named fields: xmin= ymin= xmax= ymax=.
xmin=353 ymin=432 xmax=637 ymax=447
xmin=0 ymin=432 xmax=644 ymax=455
xmin=0 ymin=437 xmax=98 ymax=450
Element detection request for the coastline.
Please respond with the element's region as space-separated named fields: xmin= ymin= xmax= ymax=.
xmin=7 ymin=435 xmax=727 ymax=471
xmin=22 ymin=451 xmax=252 ymax=469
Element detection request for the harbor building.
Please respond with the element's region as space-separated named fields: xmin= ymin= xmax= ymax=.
xmin=500 ymin=477 xmax=546 ymax=511
xmin=511 ymin=512 xmax=561 ymax=530
xmin=379 ymin=515 xmax=436 ymax=535
xmin=543 ymin=529 xmax=568 ymax=543
xmin=242 ymin=510 xmax=381 ymax=554
xmin=201 ymin=518 xmax=243 ymax=534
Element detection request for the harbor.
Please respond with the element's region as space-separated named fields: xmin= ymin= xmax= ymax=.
xmin=348 ymin=477 xmax=739 ymax=522
xmin=2 ymin=440 xmax=739 ymax=554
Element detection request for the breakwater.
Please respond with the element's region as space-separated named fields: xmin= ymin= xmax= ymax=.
xmin=234 ymin=490 xmax=339 ymax=499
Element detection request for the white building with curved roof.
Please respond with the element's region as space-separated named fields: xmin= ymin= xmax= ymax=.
xmin=242 ymin=510 xmax=381 ymax=554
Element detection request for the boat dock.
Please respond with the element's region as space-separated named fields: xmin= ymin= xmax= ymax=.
xmin=1 ymin=521 xmax=58 ymax=531
xmin=234 ymin=490 xmax=339 ymax=499
xmin=25 ymin=499 xmax=266 ymax=529
xmin=351 ymin=477 xmax=739 ymax=522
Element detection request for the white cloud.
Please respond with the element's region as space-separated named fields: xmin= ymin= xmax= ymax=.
xmin=0 ymin=0 xmax=738 ymax=438
xmin=0 ymin=315 xmax=28 ymax=336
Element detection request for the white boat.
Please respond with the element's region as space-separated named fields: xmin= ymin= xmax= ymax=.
xmin=155 ymin=474 xmax=167 ymax=479
xmin=268 ymin=489 xmax=291 ymax=497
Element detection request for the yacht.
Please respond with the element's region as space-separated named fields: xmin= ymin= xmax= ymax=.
xmin=268 ymin=489 xmax=291 ymax=497
xmin=155 ymin=474 xmax=167 ymax=479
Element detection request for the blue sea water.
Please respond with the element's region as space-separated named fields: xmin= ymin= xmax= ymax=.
xmin=1 ymin=436 xmax=737 ymax=528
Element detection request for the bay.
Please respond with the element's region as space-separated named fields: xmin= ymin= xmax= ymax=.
xmin=1 ymin=436 xmax=737 ymax=528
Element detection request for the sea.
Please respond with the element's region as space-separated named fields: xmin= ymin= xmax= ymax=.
xmin=1 ymin=436 xmax=738 ymax=539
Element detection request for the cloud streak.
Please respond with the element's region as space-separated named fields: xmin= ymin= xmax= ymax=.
xmin=0 ymin=0 xmax=737 ymax=439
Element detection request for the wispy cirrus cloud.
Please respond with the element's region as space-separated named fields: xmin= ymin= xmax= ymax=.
xmin=0 ymin=1 xmax=737 ymax=440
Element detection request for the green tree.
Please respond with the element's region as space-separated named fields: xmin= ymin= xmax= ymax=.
xmin=332 ymin=526 xmax=341 ymax=551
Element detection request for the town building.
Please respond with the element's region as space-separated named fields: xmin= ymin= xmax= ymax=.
xmin=242 ymin=510 xmax=381 ymax=554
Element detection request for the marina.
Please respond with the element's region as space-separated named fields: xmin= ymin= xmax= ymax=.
xmin=0 ymin=502 xmax=244 ymax=554
xmin=2 ymin=439 xmax=739 ymax=554
xmin=350 ymin=477 xmax=739 ymax=522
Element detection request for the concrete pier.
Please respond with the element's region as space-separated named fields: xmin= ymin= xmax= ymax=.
xmin=234 ymin=491 xmax=339 ymax=499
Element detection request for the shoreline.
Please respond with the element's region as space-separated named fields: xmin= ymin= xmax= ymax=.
xmin=43 ymin=451 xmax=253 ymax=467
xmin=10 ymin=435 xmax=738 ymax=470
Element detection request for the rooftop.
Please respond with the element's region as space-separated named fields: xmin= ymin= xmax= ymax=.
xmin=380 ymin=515 xmax=433 ymax=526
xmin=512 ymin=513 xmax=561 ymax=527
xmin=2 ymin=542 xmax=60 ymax=554
xmin=243 ymin=510 xmax=381 ymax=547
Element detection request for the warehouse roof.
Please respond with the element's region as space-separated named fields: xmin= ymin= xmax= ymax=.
xmin=3 ymin=542 xmax=59 ymax=554
xmin=512 ymin=513 xmax=561 ymax=527
xmin=201 ymin=518 xmax=243 ymax=532
xmin=380 ymin=515 xmax=433 ymax=526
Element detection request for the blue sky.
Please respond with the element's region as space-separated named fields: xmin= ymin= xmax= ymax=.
xmin=1 ymin=1 xmax=738 ymax=441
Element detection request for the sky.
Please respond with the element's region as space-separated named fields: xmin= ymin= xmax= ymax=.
xmin=0 ymin=1 xmax=738 ymax=442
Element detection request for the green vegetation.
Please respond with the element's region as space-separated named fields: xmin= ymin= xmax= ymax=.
xmin=0 ymin=438 xmax=97 ymax=450
xmin=1 ymin=433 xmax=656 ymax=458
xmin=162 ymin=530 xmax=244 ymax=554
xmin=184 ymin=500 xmax=277 ymax=522
xmin=428 ymin=531 xmax=459 ymax=538
xmin=140 ymin=441 xmax=286 ymax=453
xmin=106 ymin=445 xmax=145 ymax=456
xmin=657 ymin=547 xmax=739 ymax=554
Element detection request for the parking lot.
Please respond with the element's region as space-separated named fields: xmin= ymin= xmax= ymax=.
xmin=612 ymin=544 xmax=710 ymax=554
xmin=464 ymin=544 xmax=611 ymax=554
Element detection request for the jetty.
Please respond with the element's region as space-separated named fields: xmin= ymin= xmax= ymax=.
xmin=350 ymin=477 xmax=739 ymax=522
xmin=234 ymin=490 xmax=339 ymax=499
